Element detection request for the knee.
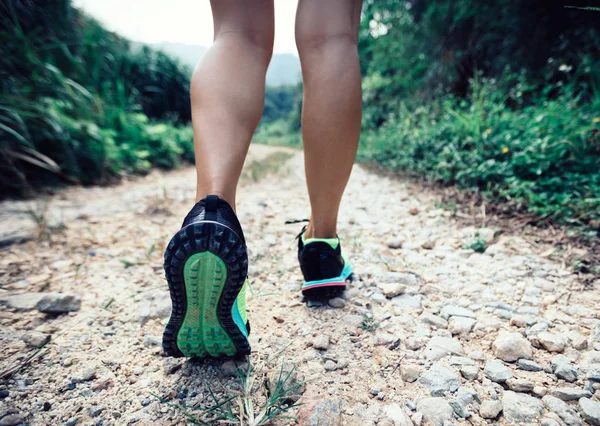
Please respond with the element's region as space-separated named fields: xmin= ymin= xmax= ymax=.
xmin=295 ymin=30 xmax=357 ymax=57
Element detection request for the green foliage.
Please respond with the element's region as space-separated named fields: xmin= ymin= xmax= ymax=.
xmin=0 ymin=0 xmax=193 ymax=196
xmin=465 ymin=232 xmax=488 ymax=253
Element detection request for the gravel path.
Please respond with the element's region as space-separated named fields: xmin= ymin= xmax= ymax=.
xmin=1 ymin=145 xmax=599 ymax=426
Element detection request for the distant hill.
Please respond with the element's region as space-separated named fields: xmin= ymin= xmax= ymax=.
xmin=141 ymin=41 xmax=302 ymax=87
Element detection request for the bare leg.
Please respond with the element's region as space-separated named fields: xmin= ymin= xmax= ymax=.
xmin=192 ymin=0 xmax=274 ymax=206
xmin=295 ymin=0 xmax=362 ymax=239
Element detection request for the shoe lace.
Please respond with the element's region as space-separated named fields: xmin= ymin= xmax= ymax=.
xmin=284 ymin=218 xmax=309 ymax=240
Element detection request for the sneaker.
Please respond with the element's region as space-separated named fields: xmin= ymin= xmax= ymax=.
xmin=297 ymin=227 xmax=353 ymax=299
xmin=162 ymin=195 xmax=250 ymax=358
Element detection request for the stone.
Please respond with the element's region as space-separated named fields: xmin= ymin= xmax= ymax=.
xmin=570 ymin=332 xmax=588 ymax=350
xmin=387 ymin=239 xmax=404 ymax=249
xmin=419 ymin=313 xmax=448 ymax=329
xmin=391 ymin=294 xmax=422 ymax=309
xmin=220 ymin=360 xmax=248 ymax=376
xmin=416 ymin=397 xmax=454 ymax=425
xmin=378 ymin=282 xmax=407 ymax=298
xmin=537 ymin=332 xmax=567 ymax=352
xmin=375 ymin=333 xmax=399 ymax=346
xmin=479 ymin=400 xmax=503 ymax=419
xmin=0 ymin=293 xmax=46 ymax=310
xmin=36 ymin=293 xmax=81 ymax=313
xmin=506 ymin=378 xmax=535 ymax=392
xmin=136 ymin=290 xmax=171 ymax=324
xmin=267 ymin=362 xmax=305 ymax=403
xmin=493 ymin=332 xmax=533 ymax=362
xmin=70 ymin=367 xmax=96 ymax=383
xmin=448 ymin=317 xmax=476 ymax=335
xmin=297 ymin=398 xmax=342 ymax=426
xmin=328 ymin=298 xmax=346 ymax=309
xmin=313 ymin=335 xmax=330 ymax=350
xmin=89 ymin=406 xmax=105 ymax=418
xmin=163 ymin=359 xmax=182 ymax=375
xmin=0 ymin=414 xmax=26 ymax=426
xmin=580 ymin=398 xmax=600 ymax=426
xmin=542 ymin=395 xmax=583 ymax=426
xmin=440 ymin=306 xmax=476 ymax=320
xmin=400 ymin=364 xmax=422 ymax=383
xmin=419 ymin=365 xmax=460 ymax=394
xmin=484 ymin=360 xmax=513 ymax=383
xmin=460 ymin=365 xmax=479 ymax=380
xmin=22 ymin=331 xmax=50 ymax=348
xmin=405 ymin=335 xmax=427 ymax=351
xmin=382 ymin=403 xmax=413 ymax=426
xmin=551 ymin=356 xmax=578 ymax=382
xmin=423 ymin=336 xmax=465 ymax=361
xmin=517 ymin=359 xmax=543 ymax=372
xmin=449 ymin=399 xmax=470 ymax=419
xmin=324 ymin=360 xmax=337 ymax=371
xmin=533 ymin=386 xmax=548 ymax=397
xmin=142 ymin=335 xmax=161 ymax=347
xmin=503 ymin=391 xmax=544 ymax=424
xmin=379 ymin=272 xmax=420 ymax=286
xmin=551 ymin=387 xmax=592 ymax=401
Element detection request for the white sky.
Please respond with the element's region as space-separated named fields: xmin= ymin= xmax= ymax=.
xmin=73 ymin=0 xmax=299 ymax=54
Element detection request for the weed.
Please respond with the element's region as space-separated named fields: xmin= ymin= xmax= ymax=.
xmin=465 ymin=232 xmax=488 ymax=253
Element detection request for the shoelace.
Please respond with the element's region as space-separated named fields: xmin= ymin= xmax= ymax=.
xmin=284 ymin=218 xmax=309 ymax=241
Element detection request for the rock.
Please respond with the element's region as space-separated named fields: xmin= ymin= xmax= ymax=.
xmin=570 ymin=333 xmax=588 ymax=350
xmin=163 ymin=358 xmax=182 ymax=375
xmin=507 ymin=378 xmax=535 ymax=393
xmin=391 ymin=294 xmax=422 ymax=309
xmin=400 ymin=364 xmax=422 ymax=383
xmin=440 ymin=306 xmax=476 ymax=320
xmin=220 ymin=360 xmax=248 ymax=376
xmin=378 ymin=283 xmax=407 ymax=298
xmin=375 ymin=333 xmax=399 ymax=346
xmin=0 ymin=390 xmax=8 ymax=399
xmin=22 ymin=331 xmax=50 ymax=348
xmin=476 ymin=228 xmax=496 ymax=243
xmin=0 ymin=293 xmax=46 ymax=310
xmin=449 ymin=399 xmax=470 ymax=419
xmin=416 ymin=397 xmax=454 ymax=425
xmin=70 ymin=367 xmax=96 ymax=383
xmin=340 ymin=314 xmax=363 ymax=328
xmin=267 ymin=362 xmax=305 ymax=403
xmin=328 ymin=298 xmax=345 ymax=308
xmin=537 ymin=332 xmax=567 ymax=353
xmin=479 ymin=400 xmax=503 ymax=419
xmin=503 ymin=391 xmax=544 ymax=424
xmin=65 ymin=418 xmax=78 ymax=426
xmin=493 ymin=332 xmax=533 ymax=362
xmin=412 ymin=412 xmax=423 ymax=426
xmin=419 ymin=365 xmax=460 ymax=394
xmin=460 ymin=365 xmax=479 ymax=380
xmin=423 ymin=336 xmax=465 ymax=361
xmin=36 ymin=293 xmax=81 ymax=313
xmin=142 ymin=335 xmax=161 ymax=347
xmin=551 ymin=356 xmax=578 ymax=382
xmin=324 ymin=360 xmax=337 ymax=371
xmin=0 ymin=414 xmax=26 ymax=426
xmin=313 ymin=335 xmax=330 ymax=350
xmin=405 ymin=335 xmax=427 ymax=351
xmin=297 ymin=398 xmax=342 ymax=426
xmin=137 ymin=290 xmax=171 ymax=324
xmin=485 ymin=360 xmax=513 ymax=383
xmin=542 ymin=395 xmax=583 ymax=426
xmin=580 ymin=398 xmax=600 ymax=426
xmin=382 ymin=403 xmax=414 ymax=426
xmin=419 ymin=313 xmax=448 ymax=329
xmin=518 ymin=359 xmax=543 ymax=372
xmin=448 ymin=317 xmax=476 ymax=335
xmin=387 ymin=239 xmax=404 ymax=250
xmin=379 ymin=272 xmax=420 ymax=286
xmin=551 ymin=387 xmax=592 ymax=401
xmin=89 ymin=406 xmax=105 ymax=418
xmin=533 ymin=386 xmax=548 ymax=397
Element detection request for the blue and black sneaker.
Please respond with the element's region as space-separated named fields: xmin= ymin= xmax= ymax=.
xmin=162 ymin=195 xmax=251 ymax=358
xmin=296 ymin=226 xmax=353 ymax=300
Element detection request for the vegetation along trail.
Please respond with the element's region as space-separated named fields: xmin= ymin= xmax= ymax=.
xmin=1 ymin=145 xmax=599 ymax=425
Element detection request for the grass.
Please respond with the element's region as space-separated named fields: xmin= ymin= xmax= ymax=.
xmin=242 ymin=151 xmax=294 ymax=183
xmin=464 ymin=232 xmax=488 ymax=253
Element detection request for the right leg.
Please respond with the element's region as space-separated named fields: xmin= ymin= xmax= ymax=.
xmin=191 ymin=0 xmax=274 ymax=206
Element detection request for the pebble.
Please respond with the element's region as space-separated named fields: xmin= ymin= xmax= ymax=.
xmin=36 ymin=293 xmax=81 ymax=313
xmin=493 ymin=332 xmax=533 ymax=362
xmin=163 ymin=359 xmax=182 ymax=375
xmin=533 ymin=386 xmax=548 ymax=397
xmin=580 ymin=398 xmax=600 ymax=426
xmin=0 ymin=414 xmax=26 ymax=426
xmin=0 ymin=390 xmax=8 ymax=399
xmin=542 ymin=395 xmax=583 ymax=426
xmin=507 ymin=378 xmax=535 ymax=392
xmin=419 ymin=313 xmax=448 ymax=329
xmin=70 ymin=368 xmax=96 ymax=383
xmin=391 ymin=294 xmax=422 ymax=309
xmin=0 ymin=292 xmax=46 ymax=310
xmin=416 ymin=397 xmax=454 ymax=425
xmin=382 ymin=403 xmax=413 ymax=426
xmin=386 ymin=239 xmax=404 ymax=249
xmin=65 ymin=418 xmax=78 ymax=426
xmin=440 ymin=306 xmax=476 ymax=320
xmin=400 ymin=364 xmax=421 ymax=383
xmin=484 ymin=360 xmax=513 ymax=383
xmin=479 ymin=400 xmax=503 ymax=419
xmin=518 ymin=359 xmax=543 ymax=372
xmin=297 ymin=398 xmax=342 ymax=426
xmin=324 ymin=360 xmax=337 ymax=371
xmin=551 ymin=387 xmax=592 ymax=401
xmin=328 ymin=297 xmax=346 ymax=308
xmin=423 ymin=336 xmax=465 ymax=361
xmin=313 ymin=335 xmax=330 ymax=350
xmin=142 ymin=335 xmax=161 ymax=347
xmin=551 ymin=356 xmax=578 ymax=382
xmin=503 ymin=391 xmax=544 ymax=424
xmin=89 ymin=406 xmax=105 ymax=417
xmin=460 ymin=365 xmax=479 ymax=380
xmin=537 ymin=332 xmax=567 ymax=352
xmin=22 ymin=331 xmax=51 ymax=348
xmin=448 ymin=317 xmax=476 ymax=335
xmin=377 ymin=283 xmax=406 ymax=298
xmin=418 ymin=365 xmax=460 ymax=394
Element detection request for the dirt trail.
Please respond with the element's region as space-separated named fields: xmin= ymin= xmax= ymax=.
xmin=1 ymin=145 xmax=599 ymax=426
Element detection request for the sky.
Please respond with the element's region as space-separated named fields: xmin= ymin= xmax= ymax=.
xmin=73 ymin=0 xmax=299 ymax=54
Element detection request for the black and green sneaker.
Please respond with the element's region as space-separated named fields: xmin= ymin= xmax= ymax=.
xmin=297 ymin=227 xmax=353 ymax=300
xmin=162 ymin=195 xmax=250 ymax=358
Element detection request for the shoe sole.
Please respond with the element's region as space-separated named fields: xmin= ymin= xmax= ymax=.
xmin=162 ymin=221 xmax=250 ymax=358
xmin=301 ymin=263 xmax=353 ymax=300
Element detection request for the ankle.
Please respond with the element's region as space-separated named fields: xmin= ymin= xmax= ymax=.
xmin=304 ymin=224 xmax=336 ymax=239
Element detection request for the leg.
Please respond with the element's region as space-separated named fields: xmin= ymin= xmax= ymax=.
xmin=192 ymin=0 xmax=274 ymax=206
xmin=295 ymin=0 xmax=362 ymax=238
